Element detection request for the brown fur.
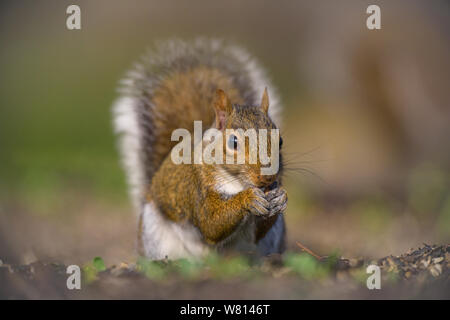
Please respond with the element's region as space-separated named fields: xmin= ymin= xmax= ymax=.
xmin=143 ymin=66 xmax=285 ymax=245
xmin=145 ymin=66 xmax=245 ymax=174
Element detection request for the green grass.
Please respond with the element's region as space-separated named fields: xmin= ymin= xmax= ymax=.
xmin=81 ymin=252 xmax=344 ymax=284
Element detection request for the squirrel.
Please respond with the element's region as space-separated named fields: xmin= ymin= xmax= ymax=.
xmin=113 ymin=39 xmax=287 ymax=260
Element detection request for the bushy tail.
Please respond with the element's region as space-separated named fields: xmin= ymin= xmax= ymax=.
xmin=112 ymin=38 xmax=281 ymax=211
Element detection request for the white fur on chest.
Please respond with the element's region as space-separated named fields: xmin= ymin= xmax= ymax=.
xmin=140 ymin=202 xmax=209 ymax=260
xmin=140 ymin=171 xmax=260 ymax=260
xmin=214 ymin=168 xmax=245 ymax=196
xmin=213 ymin=169 xmax=257 ymax=253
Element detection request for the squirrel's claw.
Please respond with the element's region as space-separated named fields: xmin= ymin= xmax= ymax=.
xmin=267 ymin=187 xmax=288 ymax=216
xmin=246 ymin=188 xmax=270 ymax=216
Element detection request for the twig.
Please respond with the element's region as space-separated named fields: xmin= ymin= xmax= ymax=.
xmin=296 ymin=241 xmax=323 ymax=261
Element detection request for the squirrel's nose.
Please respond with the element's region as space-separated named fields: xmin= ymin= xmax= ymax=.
xmin=257 ymin=174 xmax=276 ymax=188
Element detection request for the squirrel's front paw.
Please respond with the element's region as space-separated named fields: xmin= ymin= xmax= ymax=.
xmin=265 ymin=187 xmax=288 ymax=217
xmin=245 ymin=188 xmax=270 ymax=216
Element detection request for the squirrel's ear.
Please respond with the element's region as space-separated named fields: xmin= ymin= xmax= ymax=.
xmin=260 ymin=87 xmax=269 ymax=114
xmin=214 ymin=89 xmax=232 ymax=130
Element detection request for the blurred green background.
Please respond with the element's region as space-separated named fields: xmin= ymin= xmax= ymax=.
xmin=0 ymin=0 xmax=449 ymax=266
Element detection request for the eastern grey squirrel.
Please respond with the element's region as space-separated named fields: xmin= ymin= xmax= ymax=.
xmin=113 ymin=39 xmax=287 ymax=260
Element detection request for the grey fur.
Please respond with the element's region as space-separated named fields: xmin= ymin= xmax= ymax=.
xmin=112 ymin=38 xmax=286 ymax=257
xmin=113 ymin=38 xmax=282 ymax=210
xmin=257 ymin=214 xmax=286 ymax=255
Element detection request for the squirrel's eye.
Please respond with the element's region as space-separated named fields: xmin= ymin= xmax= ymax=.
xmin=228 ymin=134 xmax=238 ymax=150
xmin=279 ymin=137 xmax=283 ymax=149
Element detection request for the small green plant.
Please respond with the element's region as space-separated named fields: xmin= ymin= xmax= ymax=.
xmin=350 ymin=266 xmax=369 ymax=285
xmin=204 ymin=253 xmax=253 ymax=279
xmin=82 ymin=256 xmax=107 ymax=284
xmin=93 ymin=256 xmax=106 ymax=272
xmin=284 ymin=253 xmax=329 ymax=279
xmin=173 ymin=258 xmax=203 ymax=279
xmin=136 ymin=257 xmax=168 ymax=280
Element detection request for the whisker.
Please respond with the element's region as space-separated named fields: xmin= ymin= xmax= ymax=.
xmin=283 ymin=158 xmax=331 ymax=165
xmin=282 ymin=145 xmax=325 ymax=158
xmin=283 ymin=166 xmax=327 ymax=184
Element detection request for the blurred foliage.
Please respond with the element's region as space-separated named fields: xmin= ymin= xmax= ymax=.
xmin=350 ymin=195 xmax=393 ymax=234
xmin=129 ymin=252 xmax=346 ymax=282
xmin=284 ymin=253 xmax=328 ymax=279
xmin=135 ymin=253 xmax=253 ymax=281
xmin=82 ymin=256 xmax=107 ymax=284
xmin=136 ymin=258 xmax=169 ymax=280
xmin=204 ymin=253 xmax=252 ymax=279
xmin=92 ymin=256 xmax=106 ymax=272
xmin=284 ymin=251 xmax=341 ymax=280
xmin=0 ymin=1 xmax=448 ymax=266
xmin=407 ymin=165 xmax=449 ymax=218
xmin=437 ymin=196 xmax=450 ymax=237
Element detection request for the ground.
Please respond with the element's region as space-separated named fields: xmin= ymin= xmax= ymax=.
xmin=1 ymin=244 xmax=448 ymax=299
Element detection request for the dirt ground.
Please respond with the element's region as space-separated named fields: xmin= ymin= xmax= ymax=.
xmin=0 ymin=199 xmax=448 ymax=299
xmin=0 ymin=244 xmax=448 ymax=299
